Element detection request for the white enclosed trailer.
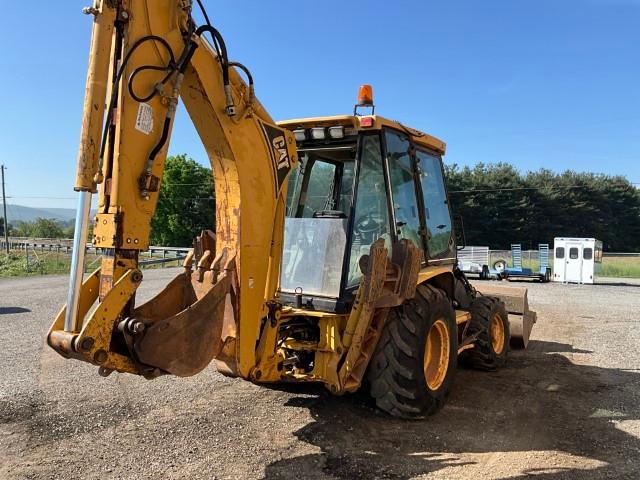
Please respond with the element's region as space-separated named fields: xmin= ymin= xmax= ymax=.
xmin=553 ymin=237 xmax=603 ymax=284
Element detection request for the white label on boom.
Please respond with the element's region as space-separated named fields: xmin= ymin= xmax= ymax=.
xmin=135 ymin=103 xmax=154 ymax=135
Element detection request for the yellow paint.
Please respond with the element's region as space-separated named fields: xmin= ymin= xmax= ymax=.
xmin=74 ymin=1 xmax=117 ymax=191
xmin=48 ymin=268 xmax=102 ymax=334
xmin=417 ymin=266 xmax=453 ymax=284
xmin=51 ymin=1 xmax=479 ymax=399
xmin=52 ymin=0 xmax=296 ymax=379
xmin=424 ymin=318 xmax=450 ymax=391
xmin=75 ymin=269 xmax=141 ymax=373
xmin=278 ymin=115 xmax=446 ymax=154
xmin=491 ymin=313 xmax=506 ymax=354
xmin=455 ymin=310 xmax=472 ymax=325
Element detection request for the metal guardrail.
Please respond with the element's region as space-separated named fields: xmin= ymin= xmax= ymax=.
xmin=139 ymin=256 xmax=186 ymax=267
xmin=1 ymin=238 xmax=191 ymax=258
xmin=3 ymin=239 xmax=640 ymax=263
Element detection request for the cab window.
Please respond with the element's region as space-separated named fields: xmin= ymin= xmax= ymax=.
xmin=384 ymin=130 xmax=423 ymax=252
xmin=347 ymin=135 xmax=391 ymax=285
xmin=416 ymin=149 xmax=452 ymax=257
xmin=286 ymin=153 xmax=354 ymax=218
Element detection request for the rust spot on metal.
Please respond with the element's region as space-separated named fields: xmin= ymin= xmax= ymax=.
xmin=48 ymin=330 xmax=77 ymax=358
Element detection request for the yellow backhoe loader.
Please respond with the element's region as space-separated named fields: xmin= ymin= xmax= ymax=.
xmin=48 ymin=0 xmax=536 ymax=418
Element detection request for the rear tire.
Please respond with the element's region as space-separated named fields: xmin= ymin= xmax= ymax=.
xmin=460 ymin=296 xmax=509 ymax=370
xmin=367 ymin=285 xmax=457 ymax=419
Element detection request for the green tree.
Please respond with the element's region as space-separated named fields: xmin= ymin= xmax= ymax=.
xmin=63 ymin=225 xmax=75 ymax=239
xmin=150 ymin=154 xmax=215 ymax=247
xmin=445 ymin=164 xmax=640 ymax=252
xmin=10 ymin=218 xmax=65 ymax=238
xmin=30 ymin=218 xmax=65 ymax=238
xmin=13 ymin=221 xmax=32 ymax=237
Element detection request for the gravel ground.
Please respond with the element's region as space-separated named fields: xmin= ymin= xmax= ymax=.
xmin=1 ymin=270 xmax=639 ymax=479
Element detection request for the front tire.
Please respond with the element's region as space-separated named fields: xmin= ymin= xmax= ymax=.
xmin=460 ymin=296 xmax=509 ymax=370
xmin=367 ymin=285 xmax=458 ymax=419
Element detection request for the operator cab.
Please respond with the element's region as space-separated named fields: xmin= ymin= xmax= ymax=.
xmin=278 ymin=88 xmax=454 ymax=312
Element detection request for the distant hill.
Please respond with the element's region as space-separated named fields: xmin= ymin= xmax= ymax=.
xmin=3 ymin=205 xmax=80 ymax=223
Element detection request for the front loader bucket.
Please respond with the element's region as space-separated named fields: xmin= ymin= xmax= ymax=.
xmin=474 ymin=284 xmax=536 ymax=349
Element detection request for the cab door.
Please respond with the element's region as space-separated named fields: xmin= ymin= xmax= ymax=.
xmin=414 ymin=148 xmax=454 ymax=262
xmin=383 ymin=129 xmax=425 ymax=255
xmin=383 ymin=128 xmax=454 ymax=264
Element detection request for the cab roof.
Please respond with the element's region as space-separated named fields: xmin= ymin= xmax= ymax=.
xmin=277 ymin=115 xmax=446 ymax=155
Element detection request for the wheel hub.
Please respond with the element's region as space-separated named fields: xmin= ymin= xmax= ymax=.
xmin=424 ymin=318 xmax=450 ymax=391
xmin=490 ymin=313 xmax=506 ymax=354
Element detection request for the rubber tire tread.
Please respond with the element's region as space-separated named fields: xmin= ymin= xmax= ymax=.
xmin=367 ymin=284 xmax=457 ymax=419
xmin=459 ymin=296 xmax=509 ymax=370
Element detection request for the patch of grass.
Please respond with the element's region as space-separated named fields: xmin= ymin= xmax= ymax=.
xmin=0 ymin=250 xmax=183 ymax=277
xmin=0 ymin=251 xmax=101 ymax=277
xmin=600 ymin=256 xmax=640 ymax=278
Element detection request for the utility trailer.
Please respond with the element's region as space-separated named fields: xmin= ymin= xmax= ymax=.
xmin=553 ymin=238 xmax=602 ymax=284
xmin=494 ymin=244 xmax=551 ymax=282
xmin=457 ymin=246 xmax=491 ymax=279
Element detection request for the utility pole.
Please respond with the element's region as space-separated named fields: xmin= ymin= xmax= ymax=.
xmin=1 ymin=165 xmax=9 ymax=254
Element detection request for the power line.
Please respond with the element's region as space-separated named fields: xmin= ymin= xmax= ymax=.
xmin=8 ymin=196 xmax=77 ymax=200
xmin=449 ymin=183 xmax=639 ymax=194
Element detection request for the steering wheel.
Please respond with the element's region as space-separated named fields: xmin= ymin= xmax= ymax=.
xmin=356 ymin=212 xmax=384 ymax=235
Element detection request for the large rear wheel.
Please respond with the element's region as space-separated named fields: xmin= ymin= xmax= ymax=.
xmin=367 ymin=285 xmax=457 ymax=419
xmin=460 ymin=296 xmax=509 ymax=370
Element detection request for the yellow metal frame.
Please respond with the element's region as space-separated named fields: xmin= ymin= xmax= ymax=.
xmin=50 ymin=1 xmax=476 ymax=397
xmin=278 ymin=115 xmax=446 ymax=155
xmin=51 ymin=0 xmax=297 ymax=379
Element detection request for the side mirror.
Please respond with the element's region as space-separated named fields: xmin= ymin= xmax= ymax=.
xmin=453 ymin=214 xmax=466 ymax=251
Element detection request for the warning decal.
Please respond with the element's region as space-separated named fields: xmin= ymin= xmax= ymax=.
xmin=135 ymin=103 xmax=154 ymax=135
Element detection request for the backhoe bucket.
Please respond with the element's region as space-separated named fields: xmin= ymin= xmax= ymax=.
xmin=130 ymin=246 xmax=236 ymax=377
xmin=474 ymin=284 xmax=536 ymax=349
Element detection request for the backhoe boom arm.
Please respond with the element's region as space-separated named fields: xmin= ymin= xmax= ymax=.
xmin=48 ymin=0 xmax=297 ymax=379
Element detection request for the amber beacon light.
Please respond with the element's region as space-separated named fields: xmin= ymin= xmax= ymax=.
xmin=354 ymin=84 xmax=375 ymax=115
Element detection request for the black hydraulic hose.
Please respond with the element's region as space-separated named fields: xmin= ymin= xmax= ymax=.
xmin=145 ymin=41 xmax=199 ymax=167
xmin=195 ymin=0 xmax=212 ymax=26
xmin=229 ymin=61 xmax=253 ymax=86
xmin=194 ymin=0 xmax=221 ymax=57
xmin=128 ymin=65 xmax=175 ymax=103
xmin=98 ymin=35 xmax=176 ymax=164
xmin=147 ymin=117 xmax=172 ymax=167
xmin=195 ymin=24 xmax=230 ymax=86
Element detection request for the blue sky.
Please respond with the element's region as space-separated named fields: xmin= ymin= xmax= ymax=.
xmin=1 ymin=0 xmax=638 ymax=209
